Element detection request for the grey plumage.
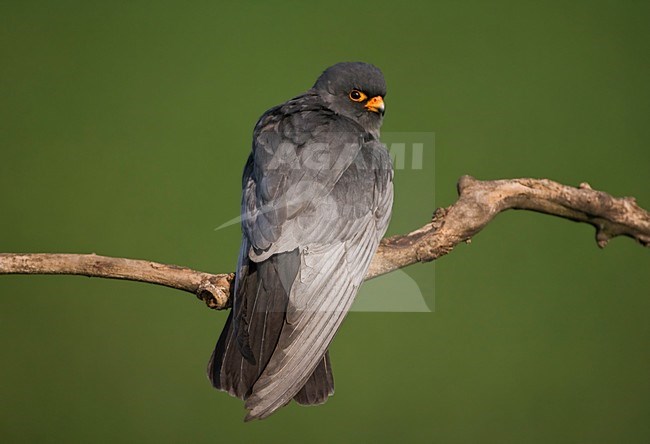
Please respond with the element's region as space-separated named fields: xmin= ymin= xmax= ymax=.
xmin=208 ymin=62 xmax=393 ymax=420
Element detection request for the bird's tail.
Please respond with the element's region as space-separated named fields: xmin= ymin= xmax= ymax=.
xmin=207 ymin=252 xmax=334 ymax=415
xmin=207 ymin=311 xmax=334 ymax=408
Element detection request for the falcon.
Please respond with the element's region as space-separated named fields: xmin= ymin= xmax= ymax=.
xmin=208 ymin=62 xmax=393 ymax=420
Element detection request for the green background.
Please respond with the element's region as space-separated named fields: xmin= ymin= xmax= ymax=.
xmin=1 ymin=1 xmax=649 ymax=443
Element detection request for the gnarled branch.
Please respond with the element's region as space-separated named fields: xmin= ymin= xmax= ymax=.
xmin=1 ymin=176 xmax=648 ymax=309
xmin=367 ymin=175 xmax=649 ymax=277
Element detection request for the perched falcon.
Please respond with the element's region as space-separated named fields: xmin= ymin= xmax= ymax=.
xmin=208 ymin=62 xmax=393 ymax=421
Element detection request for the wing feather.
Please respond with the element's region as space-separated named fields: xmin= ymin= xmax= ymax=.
xmin=244 ymin=216 xmax=381 ymax=419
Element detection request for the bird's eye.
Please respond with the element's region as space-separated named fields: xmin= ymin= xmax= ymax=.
xmin=349 ymin=90 xmax=367 ymax=102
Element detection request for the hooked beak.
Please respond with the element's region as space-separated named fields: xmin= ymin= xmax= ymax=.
xmin=365 ymin=96 xmax=385 ymax=115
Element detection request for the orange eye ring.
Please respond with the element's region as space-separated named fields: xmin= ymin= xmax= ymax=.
xmin=348 ymin=90 xmax=367 ymax=102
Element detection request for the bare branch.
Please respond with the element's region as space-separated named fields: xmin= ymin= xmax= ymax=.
xmin=1 ymin=176 xmax=648 ymax=309
xmin=367 ymin=176 xmax=650 ymax=277
xmin=0 ymin=253 xmax=235 ymax=309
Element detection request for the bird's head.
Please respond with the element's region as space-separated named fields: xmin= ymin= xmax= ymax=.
xmin=313 ymin=62 xmax=386 ymax=136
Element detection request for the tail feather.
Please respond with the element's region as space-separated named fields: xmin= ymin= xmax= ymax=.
xmin=293 ymin=352 xmax=334 ymax=405
xmin=208 ymin=249 xmax=335 ymax=413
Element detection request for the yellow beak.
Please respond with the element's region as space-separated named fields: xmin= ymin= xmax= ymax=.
xmin=365 ymin=96 xmax=385 ymax=114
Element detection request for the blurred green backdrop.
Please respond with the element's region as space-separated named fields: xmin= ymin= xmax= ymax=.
xmin=1 ymin=1 xmax=649 ymax=443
